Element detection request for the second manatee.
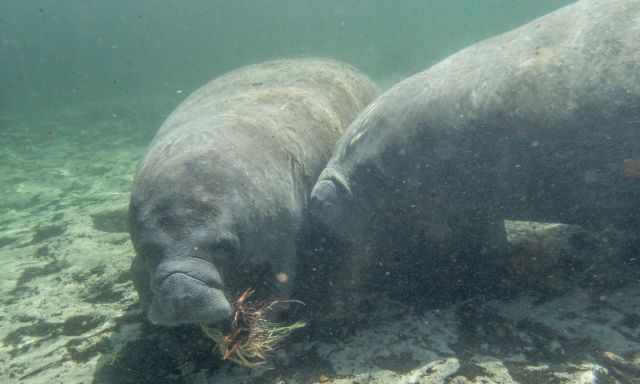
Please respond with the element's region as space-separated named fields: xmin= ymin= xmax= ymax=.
xmin=310 ymin=0 xmax=640 ymax=298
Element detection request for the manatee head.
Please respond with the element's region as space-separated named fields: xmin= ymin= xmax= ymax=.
xmin=129 ymin=151 xmax=253 ymax=327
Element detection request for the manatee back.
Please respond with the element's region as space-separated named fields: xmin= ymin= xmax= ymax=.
xmin=136 ymin=58 xmax=379 ymax=203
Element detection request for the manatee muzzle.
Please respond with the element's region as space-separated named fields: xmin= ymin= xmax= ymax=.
xmin=148 ymin=258 xmax=232 ymax=326
xmin=310 ymin=172 xmax=351 ymax=229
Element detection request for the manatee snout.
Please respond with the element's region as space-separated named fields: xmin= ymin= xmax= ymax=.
xmin=148 ymin=258 xmax=232 ymax=326
xmin=310 ymin=179 xmax=342 ymax=227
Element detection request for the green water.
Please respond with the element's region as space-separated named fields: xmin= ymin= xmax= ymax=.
xmin=1 ymin=0 xmax=572 ymax=117
xmin=11 ymin=2 xmax=640 ymax=384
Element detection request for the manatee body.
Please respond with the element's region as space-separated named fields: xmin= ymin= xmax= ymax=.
xmin=129 ymin=58 xmax=379 ymax=326
xmin=310 ymin=0 xmax=640 ymax=294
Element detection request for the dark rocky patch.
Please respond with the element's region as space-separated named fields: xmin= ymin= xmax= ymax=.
xmin=516 ymin=318 xmax=596 ymax=363
xmin=3 ymin=319 xmax=56 ymax=346
xmin=0 ymin=235 xmax=19 ymax=248
xmin=452 ymin=360 xmax=491 ymax=381
xmin=80 ymin=269 xmax=131 ymax=303
xmin=279 ymin=346 xmax=337 ymax=384
xmin=453 ymin=301 xmax=522 ymax=357
xmin=30 ymin=223 xmax=66 ymax=244
xmin=91 ymin=206 xmax=128 ymax=233
xmin=34 ymin=244 xmax=50 ymax=258
xmin=3 ymin=314 xmax=107 ymax=359
xmin=82 ymin=279 xmax=126 ymax=304
xmin=2 ymin=286 xmax=40 ymax=305
xmin=11 ymin=314 xmax=39 ymax=323
xmin=67 ymin=336 xmax=112 ymax=363
xmin=371 ymin=351 xmax=421 ymax=374
xmin=3 ymin=319 xmax=59 ymax=358
xmin=62 ymin=314 xmax=106 ymax=336
xmin=504 ymin=361 xmax=617 ymax=384
xmin=502 ymin=362 xmax=565 ymax=384
xmin=107 ymin=235 xmax=130 ymax=245
xmin=14 ymin=260 xmax=70 ymax=288
xmin=71 ymin=263 xmax=107 ymax=281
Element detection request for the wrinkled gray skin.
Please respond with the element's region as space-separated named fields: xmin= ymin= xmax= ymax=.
xmin=129 ymin=58 xmax=379 ymax=326
xmin=311 ymin=0 xmax=640 ymax=268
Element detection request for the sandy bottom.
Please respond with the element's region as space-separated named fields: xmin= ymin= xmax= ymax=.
xmin=1 ymin=103 xmax=639 ymax=384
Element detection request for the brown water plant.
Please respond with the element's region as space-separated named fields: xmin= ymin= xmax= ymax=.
xmin=201 ymin=288 xmax=305 ymax=368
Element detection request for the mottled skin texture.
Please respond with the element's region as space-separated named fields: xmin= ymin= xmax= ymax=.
xmin=311 ymin=0 xmax=640 ymax=299
xmin=129 ymin=58 xmax=378 ymax=326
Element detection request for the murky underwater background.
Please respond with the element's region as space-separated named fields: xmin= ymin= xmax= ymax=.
xmin=2 ymin=0 xmax=573 ymax=116
xmin=3 ymin=1 xmax=640 ymax=383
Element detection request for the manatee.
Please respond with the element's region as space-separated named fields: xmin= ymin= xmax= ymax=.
xmin=129 ymin=58 xmax=379 ymax=326
xmin=310 ymin=0 xmax=640 ymax=296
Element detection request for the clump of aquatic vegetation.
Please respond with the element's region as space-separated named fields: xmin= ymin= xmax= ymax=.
xmin=201 ymin=288 xmax=305 ymax=368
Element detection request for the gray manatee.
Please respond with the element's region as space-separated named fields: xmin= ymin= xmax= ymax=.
xmin=310 ymin=0 xmax=640 ymax=294
xmin=129 ymin=58 xmax=379 ymax=326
